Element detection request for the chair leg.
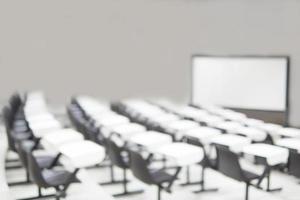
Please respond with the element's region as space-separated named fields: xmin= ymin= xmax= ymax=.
xmin=158 ymin=186 xmax=161 ymax=200
xmin=99 ymin=164 xmax=124 ymax=185
xmin=180 ymin=166 xmax=202 ymax=186
xmin=245 ymin=183 xmax=249 ymax=200
xmin=193 ymin=166 xmax=218 ymax=193
xmin=112 ymin=169 xmax=143 ymax=197
xmin=265 ymin=173 xmax=282 ymax=192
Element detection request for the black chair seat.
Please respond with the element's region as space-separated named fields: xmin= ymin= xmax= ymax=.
xmin=129 ymin=150 xmax=180 ymax=200
xmin=13 ymin=120 xmax=27 ymax=127
xmin=12 ymin=131 xmax=32 ymax=141
xmin=151 ymin=169 xmax=174 ymax=184
xmin=243 ymin=170 xmax=261 ymax=181
xmin=13 ymin=125 xmax=29 ymax=133
xmin=42 ymin=169 xmax=76 ymax=187
xmin=36 ymin=156 xmax=57 ymax=169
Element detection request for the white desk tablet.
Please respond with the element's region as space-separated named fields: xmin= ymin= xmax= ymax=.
xmin=26 ymin=91 xmax=45 ymax=99
xmin=26 ymin=113 xmax=56 ymax=122
xmin=89 ymin=110 xmax=120 ymax=119
xmin=147 ymin=113 xmax=180 ymax=124
xmin=182 ymin=127 xmax=222 ymax=145
xmin=152 ymin=99 xmax=182 ymax=113
xmin=275 ymin=138 xmax=300 ymax=153
xmin=210 ymin=135 xmax=251 ymax=153
xmin=243 ymin=144 xmax=289 ymax=166
xmin=239 ymin=118 xmax=264 ymax=127
xmin=59 ymin=141 xmax=105 ymax=168
xmin=41 ymin=129 xmax=84 ymax=152
xmin=274 ymin=127 xmax=300 ymax=138
xmin=83 ymin=105 xmax=110 ymax=115
xmin=77 ymin=97 xmax=109 ymax=114
xmin=213 ymin=121 xmax=245 ymax=133
xmin=195 ymin=115 xmax=225 ymax=126
xmin=31 ymin=124 xmax=63 ymax=138
xmin=108 ymin=123 xmax=147 ymax=138
xmin=24 ymin=107 xmax=50 ymax=117
xmin=176 ymin=106 xmax=208 ymax=119
xmin=76 ymin=96 xmax=108 ymax=111
xmin=30 ymin=118 xmax=61 ymax=128
xmin=162 ymin=120 xmax=200 ymax=132
xmin=122 ymin=99 xmax=148 ymax=107
xmin=128 ymin=131 xmax=172 ymax=151
xmin=255 ymin=123 xmax=283 ymax=136
xmin=94 ymin=115 xmax=130 ymax=127
xmin=220 ymin=110 xmax=247 ymax=121
xmin=153 ymin=143 xmax=204 ymax=166
xmin=29 ymin=122 xmax=63 ymax=138
xmin=234 ymin=127 xmax=267 ymax=142
xmin=25 ymin=99 xmax=47 ymax=108
xmin=141 ymin=109 xmax=167 ymax=117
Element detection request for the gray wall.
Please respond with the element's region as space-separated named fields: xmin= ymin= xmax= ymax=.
xmin=1 ymin=0 xmax=300 ymax=126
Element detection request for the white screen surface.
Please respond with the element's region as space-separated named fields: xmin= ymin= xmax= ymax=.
xmin=192 ymin=56 xmax=288 ymax=111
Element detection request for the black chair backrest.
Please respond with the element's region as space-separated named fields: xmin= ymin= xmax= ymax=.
xmin=184 ymin=136 xmax=215 ymax=166
xmin=288 ymin=151 xmax=300 ymax=178
xmin=105 ymin=139 xmax=128 ymax=169
xmin=2 ymin=106 xmax=16 ymax=151
xmin=67 ymin=104 xmax=83 ymax=126
xmin=2 ymin=106 xmax=13 ymax=129
xmin=215 ymin=145 xmax=245 ymax=182
xmin=71 ymin=114 xmax=87 ymax=134
xmin=128 ymin=150 xmax=154 ymax=185
xmin=27 ymin=151 xmax=49 ymax=188
xmin=9 ymin=93 xmax=22 ymax=114
xmin=185 ymin=136 xmax=205 ymax=148
xmin=86 ymin=123 xmax=101 ymax=143
xmin=15 ymin=140 xmax=35 ymax=169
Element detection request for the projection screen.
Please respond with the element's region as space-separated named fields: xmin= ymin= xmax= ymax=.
xmin=191 ymin=55 xmax=289 ymax=111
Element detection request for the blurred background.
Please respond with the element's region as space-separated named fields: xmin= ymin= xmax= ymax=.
xmin=0 ymin=0 xmax=299 ymax=125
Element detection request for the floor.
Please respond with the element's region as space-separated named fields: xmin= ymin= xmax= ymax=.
xmin=2 ymin=128 xmax=300 ymax=200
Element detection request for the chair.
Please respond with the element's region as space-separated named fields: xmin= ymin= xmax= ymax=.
xmin=102 ymin=139 xmax=144 ymax=197
xmin=183 ymin=136 xmax=218 ymax=193
xmin=128 ymin=150 xmax=181 ymax=200
xmin=70 ymin=114 xmax=88 ymax=137
xmin=21 ymin=149 xmax=79 ymax=200
xmin=8 ymin=140 xmax=61 ymax=186
xmin=2 ymin=106 xmax=32 ymax=154
xmin=83 ymin=123 xmax=106 ymax=145
xmin=288 ymin=150 xmax=300 ymax=179
xmin=215 ymin=145 xmax=260 ymax=200
xmin=81 ymin=121 xmax=99 ymax=142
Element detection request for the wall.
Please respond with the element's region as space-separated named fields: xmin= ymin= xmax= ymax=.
xmin=0 ymin=0 xmax=300 ymax=126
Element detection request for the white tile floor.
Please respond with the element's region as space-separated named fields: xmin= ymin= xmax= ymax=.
xmin=2 ymin=130 xmax=300 ymax=200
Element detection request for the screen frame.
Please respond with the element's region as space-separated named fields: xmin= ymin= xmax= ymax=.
xmin=190 ymin=54 xmax=290 ymax=125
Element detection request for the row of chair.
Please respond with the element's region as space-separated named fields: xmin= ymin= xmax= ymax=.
xmin=111 ymin=99 xmax=265 ymax=200
xmin=153 ymin=100 xmax=300 ymax=180
xmin=3 ymin=92 xmax=81 ymax=200
xmin=153 ymin=101 xmax=300 ymax=182
xmin=68 ymin=97 xmax=181 ymax=200
xmin=72 ymin=96 xmax=265 ymax=200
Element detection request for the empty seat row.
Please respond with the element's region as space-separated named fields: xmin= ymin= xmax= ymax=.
xmin=70 ymin=96 xmax=211 ymax=200
xmin=3 ymin=92 xmax=109 ymax=200
xmin=111 ymin=98 xmax=300 ymax=200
